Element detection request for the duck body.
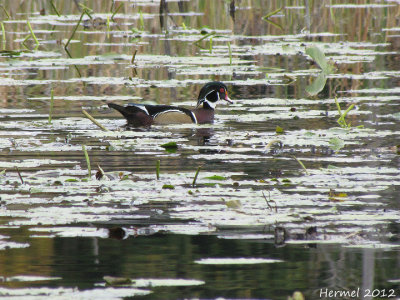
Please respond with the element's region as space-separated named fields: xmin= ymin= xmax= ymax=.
xmin=108 ymin=81 xmax=231 ymax=127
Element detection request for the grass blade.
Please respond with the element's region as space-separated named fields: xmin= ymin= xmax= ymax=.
xmin=106 ymin=16 xmax=110 ymax=39
xmin=50 ymin=0 xmax=61 ymax=17
xmin=192 ymin=165 xmax=202 ymax=187
xmin=341 ymin=103 xmax=355 ymax=119
xmin=0 ymin=5 xmax=11 ymax=20
xmin=262 ymin=6 xmax=284 ymax=20
xmin=15 ymin=166 xmax=24 ymax=184
xmin=228 ymin=42 xmax=232 ymax=65
xmin=131 ymin=49 xmax=137 ymax=64
xmin=82 ymin=145 xmax=91 ymax=178
xmin=65 ymin=9 xmax=88 ymax=49
xmin=111 ymin=3 xmax=122 ymax=22
xmin=27 ymin=21 xmax=39 ymax=45
xmin=48 ymin=89 xmax=54 ymax=124
xmin=1 ymin=22 xmax=5 ymax=50
xmin=292 ymin=155 xmax=309 ymax=175
xmin=156 ymin=160 xmax=160 ymax=180
xmin=82 ymin=109 xmax=110 ymax=131
xmin=139 ymin=10 xmax=144 ymax=30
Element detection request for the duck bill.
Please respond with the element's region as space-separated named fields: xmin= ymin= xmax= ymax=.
xmin=224 ymin=93 xmax=233 ymax=104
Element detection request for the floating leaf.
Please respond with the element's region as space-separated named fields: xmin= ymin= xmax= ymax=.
xmin=161 ymin=142 xmax=178 ymax=153
xmin=0 ymin=50 xmax=28 ymax=56
xmin=162 ymin=184 xmax=175 ymax=189
xmin=65 ymin=178 xmax=78 ymax=182
xmin=275 ymin=126 xmax=284 ymax=134
xmin=329 ymin=137 xmax=345 ymax=152
xmin=204 ymin=175 xmax=227 ymax=181
xmin=288 ymin=291 xmax=305 ymax=300
xmin=305 ymin=72 xmax=327 ymax=96
xmin=329 ymin=189 xmax=348 ymax=202
xmin=326 ymin=165 xmax=339 ymax=169
xmin=305 ymin=46 xmax=333 ymax=74
xmin=305 ymin=46 xmax=334 ymax=96
xmin=225 ymin=200 xmax=242 ymax=209
xmin=104 ymin=276 xmax=132 ymax=286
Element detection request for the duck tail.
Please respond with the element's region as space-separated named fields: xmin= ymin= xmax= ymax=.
xmin=108 ymin=103 xmax=132 ymax=119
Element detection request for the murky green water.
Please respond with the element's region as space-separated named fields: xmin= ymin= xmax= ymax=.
xmin=0 ymin=0 xmax=400 ymax=299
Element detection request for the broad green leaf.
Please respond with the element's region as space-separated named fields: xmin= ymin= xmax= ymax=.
xmin=161 ymin=142 xmax=178 ymax=153
xmin=305 ymin=46 xmax=333 ymax=74
xmin=276 ymin=125 xmax=284 ymax=134
xmin=329 ymin=137 xmax=345 ymax=151
xmin=204 ymin=175 xmax=227 ymax=181
xmin=305 ymin=72 xmax=327 ymax=96
xmin=225 ymin=200 xmax=242 ymax=209
xmin=162 ymin=184 xmax=175 ymax=189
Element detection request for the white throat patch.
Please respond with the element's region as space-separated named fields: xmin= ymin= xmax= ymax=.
xmin=203 ymin=99 xmax=217 ymax=109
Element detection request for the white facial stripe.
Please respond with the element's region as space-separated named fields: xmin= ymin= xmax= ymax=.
xmin=204 ymin=89 xmax=215 ymax=100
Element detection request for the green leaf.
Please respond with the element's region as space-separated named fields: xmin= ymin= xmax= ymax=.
xmin=162 ymin=184 xmax=175 ymax=189
xmin=225 ymin=200 xmax=242 ymax=209
xmin=161 ymin=142 xmax=178 ymax=153
xmin=104 ymin=276 xmax=132 ymax=286
xmin=262 ymin=6 xmax=284 ymax=20
xmin=275 ymin=125 xmax=284 ymax=134
xmin=304 ymin=131 xmax=315 ymax=137
xmin=204 ymin=175 xmax=227 ymax=181
xmin=326 ymin=164 xmax=339 ymax=169
xmin=305 ymin=46 xmax=333 ymax=74
xmin=329 ymin=189 xmax=348 ymax=202
xmin=65 ymin=178 xmax=78 ymax=182
xmin=0 ymin=50 xmax=26 ymax=56
xmin=288 ymin=291 xmax=305 ymax=300
xmin=329 ymin=137 xmax=345 ymax=151
xmin=30 ymin=188 xmax=43 ymax=194
xmin=305 ymin=72 xmax=327 ymax=96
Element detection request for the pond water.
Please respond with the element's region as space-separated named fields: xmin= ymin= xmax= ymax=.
xmin=0 ymin=0 xmax=400 ymax=299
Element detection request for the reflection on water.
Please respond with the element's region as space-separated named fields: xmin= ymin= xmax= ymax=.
xmin=1 ymin=232 xmax=400 ymax=299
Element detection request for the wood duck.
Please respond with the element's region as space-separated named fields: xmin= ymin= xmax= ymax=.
xmin=107 ymin=81 xmax=232 ymax=127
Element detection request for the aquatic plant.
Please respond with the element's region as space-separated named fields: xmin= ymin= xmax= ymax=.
xmin=262 ymin=6 xmax=284 ymax=30
xmin=82 ymin=145 xmax=91 ymax=178
xmin=50 ymin=0 xmax=61 ymax=16
xmin=305 ymin=46 xmax=334 ymax=96
xmin=82 ymin=110 xmax=110 ymax=131
xmin=334 ymin=97 xmax=359 ymax=129
xmin=292 ymin=155 xmax=309 ymax=175
xmin=192 ymin=165 xmax=202 ymax=187
xmin=156 ymin=160 xmax=160 ymax=180
xmin=48 ymin=89 xmax=54 ymax=124
xmin=1 ymin=22 xmax=5 ymax=50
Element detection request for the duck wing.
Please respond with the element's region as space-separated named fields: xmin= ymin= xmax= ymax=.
xmin=108 ymin=103 xmax=197 ymax=125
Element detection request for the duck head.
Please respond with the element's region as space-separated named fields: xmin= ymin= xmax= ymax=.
xmin=196 ymin=81 xmax=233 ymax=110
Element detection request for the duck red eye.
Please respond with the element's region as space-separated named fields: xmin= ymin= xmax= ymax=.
xmin=219 ymin=88 xmax=225 ymax=93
